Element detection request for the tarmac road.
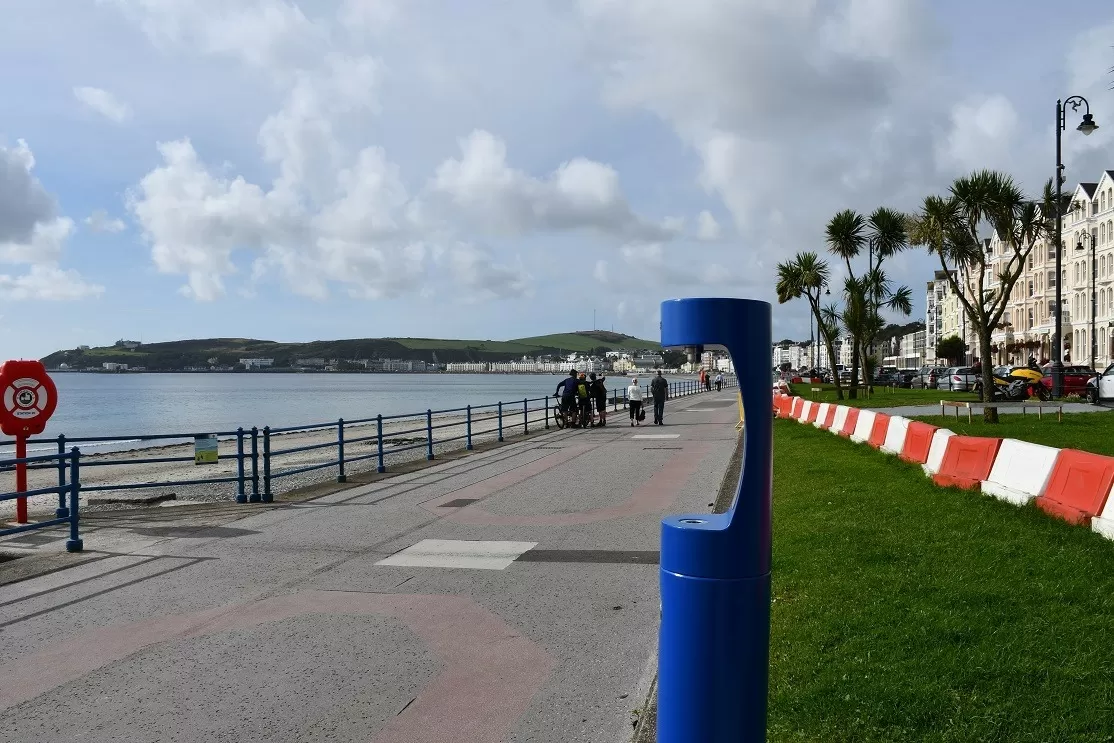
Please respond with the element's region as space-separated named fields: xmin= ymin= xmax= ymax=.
xmin=0 ymin=391 xmax=742 ymax=743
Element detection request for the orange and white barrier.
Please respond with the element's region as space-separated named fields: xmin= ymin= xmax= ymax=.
xmin=831 ymin=405 xmax=850 ymax=434
xmin=980 ymin=439 xmax=1060 ymax=506
xmin=880 ymin=416 xmax=910 ymax=455
xmin=932 ymin=436 xmax=1002 ymax=490
xmin=1036 ymin=450 xmax=1114 ymax=526
xmin=867 ymin=413 xmax=890 ymax=449
xmin=798 ymin=400 xmax=814 ymax=423
xmin=812 ymin=403 xmax=831 ymax=428
xmin=921 ymin=429 xmax=955 ymax=477
xmin=849 ymin=409 xmax=876 ymax=443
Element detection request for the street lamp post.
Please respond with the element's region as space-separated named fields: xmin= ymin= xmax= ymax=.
xmin=1053 ymin=95 xmax=1099 ymax=397
xmin=1076 ymin=231 xmax=1098 ymax=371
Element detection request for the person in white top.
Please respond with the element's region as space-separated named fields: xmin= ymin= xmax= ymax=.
xmin=627 ymin=378 xmax=644 ymax=426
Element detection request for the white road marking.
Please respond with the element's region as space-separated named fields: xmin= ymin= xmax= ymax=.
xmin=630 ymin=434 xmax=681 ymax=439
xmin=376 ymin=539 xmax=537 ymax=570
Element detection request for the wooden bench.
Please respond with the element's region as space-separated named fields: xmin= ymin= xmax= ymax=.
xmin=939 ymin=400 xmax=1064 ymax=423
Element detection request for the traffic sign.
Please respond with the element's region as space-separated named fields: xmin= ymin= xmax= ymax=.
xmin=0 ymin=360 xmax=57 ymax=437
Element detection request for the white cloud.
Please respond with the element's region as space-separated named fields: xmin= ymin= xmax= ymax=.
xmin=0 ymin=264 xmax=104 ymax=301
xmin=73 ymin=86 xmax=132 ymax=123
xmin=431 ymin=130 xmax=674 ymax=241
xmin=446 ymin=243 xmax=532 ymax=300
xmin=696 ymin=210 xmax=721 ymax=241
xmin=934 ymin=94 xmax=1019 ymax=173
xmin=84 ymin=210 xmax=127 ymax=234
xmin=0 ymin=140 xmax=98 ymax=301
xmin=0 ymin=140 xmax=56 ymax=244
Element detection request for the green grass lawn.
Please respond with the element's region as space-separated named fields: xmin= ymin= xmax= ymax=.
xmin=792 ymin=384 xmax=975 ymax=408
xmin=769 ymin=418 xmax=1114 ymax=742
xmin=914 ymin=411 xmax=1114 ymax=457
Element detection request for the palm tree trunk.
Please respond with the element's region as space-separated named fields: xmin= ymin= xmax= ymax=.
xmin=812 ymin=305 xmax=844 ymax=401
xmin=980 ymin=330 xmax=998 ymax=423
xmin=849 ymin=337 xmax=861 ymax=399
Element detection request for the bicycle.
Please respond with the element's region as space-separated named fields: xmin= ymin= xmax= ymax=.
xmin=553 ymin=397 xmax=590 ymax=429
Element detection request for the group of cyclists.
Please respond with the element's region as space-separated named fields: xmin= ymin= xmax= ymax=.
xmin=554 ymin=370 xmax=611 ymax=428
xmin=553 ymin=368 xmax=673 ymax=428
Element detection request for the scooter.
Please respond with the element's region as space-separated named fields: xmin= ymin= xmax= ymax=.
xmin=975 ymin=366 xmax=1050 ymax=402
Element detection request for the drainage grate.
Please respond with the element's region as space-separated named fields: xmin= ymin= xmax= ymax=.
xmin=535 ymin=446 xmax=564 ymax=450
xmin=515 ymin=549 xmax=659 ymax=565
xmin=439 ymin=498 xmax=480 ymax=508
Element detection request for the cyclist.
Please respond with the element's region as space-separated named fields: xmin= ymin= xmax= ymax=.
xmin=576 ymin=372 xmax=592 ymax=427
xmin=555 ymin=370 xmax=579 ymax=426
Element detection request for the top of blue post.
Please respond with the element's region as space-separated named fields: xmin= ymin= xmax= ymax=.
xmin=659 ymin=297 xmax=772 ymax=580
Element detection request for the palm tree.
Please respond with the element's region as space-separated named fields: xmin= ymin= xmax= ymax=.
xmin=824 ymin=208 xmax=914 ymax=397
xmin=907 ymin=170 xmax=1054 ymax=423
xmin=775 ymin=252 xmax=844 ymax=400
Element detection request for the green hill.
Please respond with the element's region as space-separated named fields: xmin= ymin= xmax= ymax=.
xmin=42 ymin=331 xmax=659 ymax=371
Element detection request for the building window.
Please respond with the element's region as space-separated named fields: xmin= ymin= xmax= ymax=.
xmin=1028 ymin=308 xmax=1034 ymax=329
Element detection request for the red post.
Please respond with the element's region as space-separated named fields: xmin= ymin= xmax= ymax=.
xmin=15 ymin=434 xmax=27 ymax=524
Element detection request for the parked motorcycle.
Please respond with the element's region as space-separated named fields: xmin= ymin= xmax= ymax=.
xmin=973 ymin=366 xmax=1050 ymax=402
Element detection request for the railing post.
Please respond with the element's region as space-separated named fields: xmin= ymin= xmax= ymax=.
xmin=249 ymin=426 xmax=260 ymax=502
xmin=262 ymin=426 xmax=272 ymax=502
xmin=523 ymin=398 xmax=529 ymax=435
xmin=497 ymin=402 xmax=504 ymax=442
xmin=235 ymin=428 xmax=246 ymax=503
xmin=337 ymin=418 xmax=347 ymax=483
xmin=376 ymin=415 xmax=386 ymax=472
xmin=545 ymin=398 xmax=550 ymax=429
xmin=55 ymin=434 xmax=69 ymax=518
xmin=65 ymin=449 xmax=82 ymax=553
xmin=466 ymin=406 xmax=474 ymax=450
xmin=426 ymin=410 xmax=435 ymax=460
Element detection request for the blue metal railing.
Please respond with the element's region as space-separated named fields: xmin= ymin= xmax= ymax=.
xmin=0 ymin=448 xmax=82 ymax=552
xmin=3 ymin=373 xmax=737 ymax=509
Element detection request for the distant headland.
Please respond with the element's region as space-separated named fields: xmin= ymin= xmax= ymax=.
xmin=41 ymin=331 xmax=676 ymax=374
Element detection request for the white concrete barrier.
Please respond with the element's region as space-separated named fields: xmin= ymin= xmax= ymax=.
xmin=881 ymin=416 xmax=910 ymax=455
xmin=921 ymin=429 xmax=956 ymax=476
xmin=980 ymin=438 xmax=1060 ymax=507
xmin=850 ymin=409 xmax=876 ymax=443
xmin=813 ymin=403 xmax=831 ymax=428
xmin=799 ymin=401 xmax=814 ymax=423
xmin=831 ymin=405 xmax=849 ymax=435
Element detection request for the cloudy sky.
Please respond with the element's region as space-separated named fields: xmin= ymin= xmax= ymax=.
xmin=3 ymin=0 xmax=1114 ymax=358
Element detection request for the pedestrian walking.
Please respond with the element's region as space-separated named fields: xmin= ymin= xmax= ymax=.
xmin=589 ymin=372 xmax=608 ymax=427
xmin=650 ymin=370 xmax=668 ymax=425
xmin=704 ymin=369 xmax=712 ymax=392
xmin=715 ymin=372 xmax=723 ymax=392
xmin=627 ymin=377 xmax=644 ymax=426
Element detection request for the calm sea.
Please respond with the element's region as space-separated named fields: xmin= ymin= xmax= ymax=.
xmin=0 ymin=372 xmax=651 ymax=453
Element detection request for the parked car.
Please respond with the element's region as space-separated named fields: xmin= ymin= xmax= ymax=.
xmin=937 ymin=366 xmax=979 ymax=391
xmin=1040 ymin=364 xmax=1097 ymax=397
xmin=913 ymin=365 xmax=947 ymax=389
xmin=1086 ymin=364 xmax=1114 ymax=403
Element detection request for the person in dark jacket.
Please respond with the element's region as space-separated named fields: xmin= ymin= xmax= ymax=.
xmin=589 ymin=372 xmax=608 ymax=427
xmin=650 ymin=370 xmax=669 ymax=425
xmin=555 ymin=370 xmax=578 ymax=425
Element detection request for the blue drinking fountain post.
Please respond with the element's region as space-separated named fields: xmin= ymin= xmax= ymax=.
xmin=658 ymin=297 xmax=772 ymax=743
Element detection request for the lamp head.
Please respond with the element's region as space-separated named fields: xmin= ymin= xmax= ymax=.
xmin=1078 ymin=113 xmax=1099 ymax=136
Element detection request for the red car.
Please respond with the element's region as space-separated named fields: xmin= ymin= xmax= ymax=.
xmin=1040 ymin=365 xmax=1097 ymax=396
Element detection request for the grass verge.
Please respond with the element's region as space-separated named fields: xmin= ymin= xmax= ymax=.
xmin=913 ymin=411 xmax=1114 ymax=457
xmin=791 ymin=385 xmax=974 ymax=409
xmin=769 ymin=418 xmax=1114 ymax=742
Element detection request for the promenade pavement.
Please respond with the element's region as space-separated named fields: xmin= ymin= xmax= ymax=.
xmin=0 ymin=391 xmax=742 ymax=743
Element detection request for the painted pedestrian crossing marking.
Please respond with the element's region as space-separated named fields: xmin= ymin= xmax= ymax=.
xmin=376 ymin=539 xmax=537 ymax=570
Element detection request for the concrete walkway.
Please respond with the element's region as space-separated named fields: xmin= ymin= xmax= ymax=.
xmin=0 ymin=392 xmax=742 ymax=742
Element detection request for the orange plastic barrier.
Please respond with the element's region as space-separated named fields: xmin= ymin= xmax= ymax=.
xmin=1035 ymin=449 xmax=1114 ymax=525
xmin=819 ymin=405 xmax=837 ymax=430
xmin=791 ymin=397 xmax=804 ymax=419
xmin=900 ymin=421 xmax=939 ymax=464
xmin=773 ymin=395 xmax=788 ymax=418
xmin=868 ymin=413 xmax=890 ymax=449
xmin=805 ymin=403 xmax=820 ymax=424
xmin=932 ymin=436 xmax=1002 ymax=490
xmin=838 ymin=408 xmax=859 ymax=438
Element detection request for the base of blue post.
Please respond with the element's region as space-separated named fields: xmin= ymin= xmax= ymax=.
xmin=377 ymin=466 xmax=386 ymax=473
xmin=249 ymin=494 xmax=261 ymax=503
xmin=658 ymin=569 xmax=771 ymax=743
xmin=337 ymin=475 xmax=347 ymax=483
xmin=65 ymin=539 xmax=84 ymax=553
xmin=466 ymin=444 xmax=474 ymax=450
xmin=55 ymin=507 xmax=69 ymax=518
xmin=236 ymin=495 xmax=247 ymax=504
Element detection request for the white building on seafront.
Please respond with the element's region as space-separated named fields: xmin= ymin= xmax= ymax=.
xmin=239 ymin=358 xmax=274 ymax=370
